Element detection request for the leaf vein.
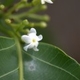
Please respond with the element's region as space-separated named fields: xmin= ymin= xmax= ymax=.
xmin=0 ymin=43 xmax=15 ymax=51
xmin=0 ymin=67 xmax=18 ymax=78
xmin=24 ymin=51 xmax=79 ymax=80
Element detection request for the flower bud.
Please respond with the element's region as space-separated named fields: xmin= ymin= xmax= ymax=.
xmin=0 ymin=4 xmax=5 ymax=10
xmin=22 ymin=19 xmax=29 ymax=25
xmin=40 ymin=22 xmax=47 ymax=28
xmin=5 ymin=19 xmax=11 ymax=24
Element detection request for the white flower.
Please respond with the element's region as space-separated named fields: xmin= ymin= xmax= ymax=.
xmin=21 ymin=28 xmax=43 ymax=51
xmin=41 ymin=0 xmax=53 ymax=4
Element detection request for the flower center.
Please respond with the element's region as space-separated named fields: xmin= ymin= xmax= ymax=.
xmin=32 ymin=39 xmax=36 ymax=43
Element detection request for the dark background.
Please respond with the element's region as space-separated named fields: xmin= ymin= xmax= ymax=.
xmin=45 ymin=0 xmax=80 ymax=63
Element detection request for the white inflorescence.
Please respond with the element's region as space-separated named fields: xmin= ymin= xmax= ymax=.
xmin=41 ymin=0 xmax=53 ymax=4
xmin=21 ymin=28 xmax=43 ymax=51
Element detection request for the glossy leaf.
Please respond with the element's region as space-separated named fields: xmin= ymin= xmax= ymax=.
xmin=0 ymin=37 xmax=18 ymax=80
xmin=0 ymin=36 xmax=80 ymax=80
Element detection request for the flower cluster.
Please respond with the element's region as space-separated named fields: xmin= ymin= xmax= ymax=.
xmin=21 ymin=0 xmax=53 ymax=52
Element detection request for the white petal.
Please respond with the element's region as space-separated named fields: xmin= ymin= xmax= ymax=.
xmin=35 ymin=41 xmax=39 ymax=47
xmin=33 ymin=47 xmax=39 ymax=51
xmin=33 ymin=42 xmax=39 ymax=51
xmin=29 ymin=28 xmax=36 ymax=34
xmin=28 ymin=33 xmax=36 ymax=39
xmin=38 ymin=35 xmax=43 ymax=41
xmin=41 ymin=0 xmax=45 ymax=4
xmin=28 ymin=43 xmax=34 ymax=49
xmin=23 ymin=44 xmax=33 ymax=51
xmin=21 ymin=35 xmax=31 ymax=43
xmin=45 ymin=0 xmax=53 ymax=4
xmin=23 ymin=45 xmax=29 ymax=51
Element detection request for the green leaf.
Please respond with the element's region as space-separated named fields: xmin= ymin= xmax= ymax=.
xmin=0 ymin=36 xmax=80 ymax=80
xmin=0 ymin=37 xmax=18 ymax=80
xmin=23 ymin=43 xmax=80 ymax=80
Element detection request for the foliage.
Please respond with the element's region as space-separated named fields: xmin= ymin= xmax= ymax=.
xmin=0 ymin=0 xmax=80 ymax=80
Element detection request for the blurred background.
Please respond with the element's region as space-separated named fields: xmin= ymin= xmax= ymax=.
xmin=0 ymin=0 xmax=80 ymax=63
xmin=44 ymin=0 xmax=80 ymax=63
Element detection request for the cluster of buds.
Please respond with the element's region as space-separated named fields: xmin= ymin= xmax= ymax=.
xmin=21 ymin=0 xmax=53 ymax=51
xmin=0 ymin=0 xmax=53 ymax=51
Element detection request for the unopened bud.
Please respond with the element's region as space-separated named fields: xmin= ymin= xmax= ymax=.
xmin=41 ymin=5 xmax=47 ymax=10
xmin=43 ymin=15 xmax=50 ymax=21
xmin=0 ymin=4 xmax=5 ymax=10
xmin=40 ymin=22 xmax=47 ymax=28
xmin=22 ymin=19 xmax=29 ymax=25
xmin=5 ymin=19 xmax=11 ymax=24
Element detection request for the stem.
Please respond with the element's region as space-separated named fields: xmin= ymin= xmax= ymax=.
xmin=16 ymin=3 xmax=32 ymax=10
xmin=5 ymin=1 xmax=22 ymax=17
xmin=15 ymin=37 xmax=24 ymax=80
xmin=0 ymin=23 xmax=24 ymax=80
xmin=10 ymin=5 xmax=46 ymax=18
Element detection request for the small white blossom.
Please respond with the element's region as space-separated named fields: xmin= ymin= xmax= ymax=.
xmin=41 ymin=0 xmax=53 ymax=4
xmin=21 ymin=28 xmax=43 ymax=51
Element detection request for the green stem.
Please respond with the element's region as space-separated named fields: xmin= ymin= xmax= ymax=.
xmin=5 ymin=1 xmax=22 ymax=17
xmin=25 ymin=14 xmax=49 ymax=21
xmin=10 ymin=5 xmax=46 ymax=19
xmin=16 ymin=3 xmax=32 ymax=10
xmin=15 ymin=37 xmax=24 ymax=80
xmin=0 ymin=24 xmax=24 ymax=80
